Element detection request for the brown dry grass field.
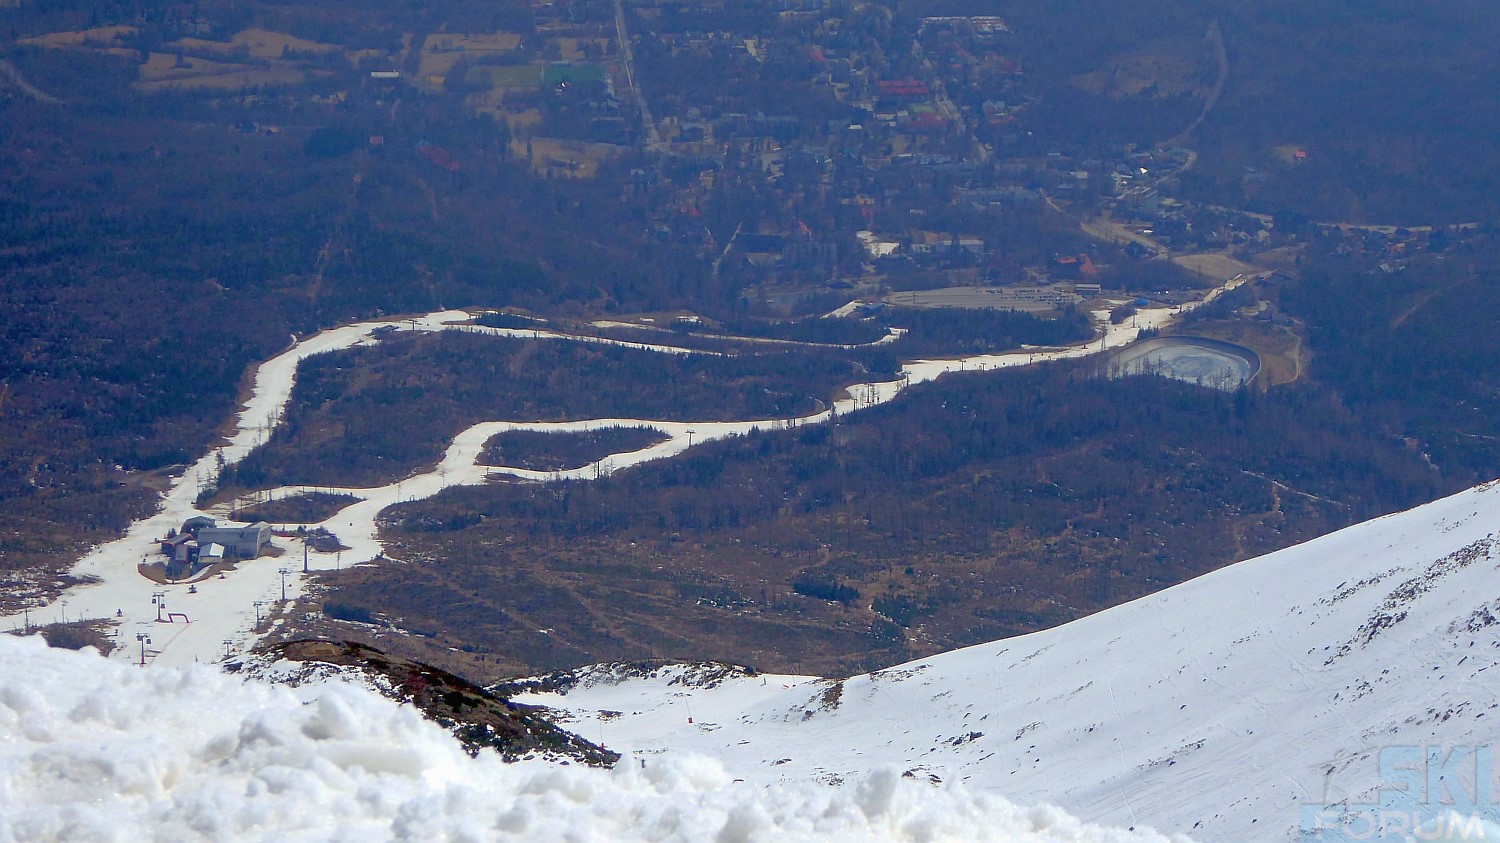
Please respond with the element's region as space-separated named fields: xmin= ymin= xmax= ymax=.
xmin=162 ymin=30 xmax=341 ymax=60
xmin=557 ymin=37 xmax=612 ymax=61
xmin=18 ymin=25 xmax=136 ymax=48
xmin=416 ymin=50 xmax=462 ymax=84
xmin=230 ymin=28 xmax=341 ymax=58
xmin=466 ymin=91 xmax=543 ymax=122
xmin=510 ymin=136 xmax=619 ymax=179
xmin=163 ymin=36 xmax=241 ymax=54
xmin=1069 ymin=44 xmax=1216 ymax=100
xmin=419 ymin=32 xmax=524 ymax=84
xmin=345 ymin=48 xmax=388 ymax=64
xmin=1170 ymin=250 xmax=1261 ymax=283
xmin=427 ymin=32 xmax=523 ymax=53
xmin=464 ymin=88 xmax=502 ymax=117
xmin=499 ymin=107 xmax=543 ymax=129
xmin=134 ymin=53 xmax=311 ymax=92
xmin=18 ymin=26 xmax=349 ymax=92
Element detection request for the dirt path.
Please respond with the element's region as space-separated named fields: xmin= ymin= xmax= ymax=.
xmin=0 ymin=59 xmax=64 ymax=104
xmin=1166 ymin=20 xmax=1227 ymax=147
xmin=1390 ymin=272 xmax=1476 ymax=329
xmin=307 ymin=168 xmax=369 ymax=302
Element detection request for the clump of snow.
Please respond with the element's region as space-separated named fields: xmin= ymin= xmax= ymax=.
xmin=0 ymin=635 xmax=1184 ymax=842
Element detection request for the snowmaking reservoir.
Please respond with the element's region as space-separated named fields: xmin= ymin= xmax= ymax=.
xmin=1106 ymin=335 xmax=1259 ymax=390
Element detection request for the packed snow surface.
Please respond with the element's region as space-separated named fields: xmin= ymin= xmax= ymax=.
xmin=519 ymin=480 xmax=1500 ymax=842
xmin=0 ymin=635 xmax=1185 ymax=843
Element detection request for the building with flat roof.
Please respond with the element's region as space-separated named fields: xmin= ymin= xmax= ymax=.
xmin=196 ymin=522 xmax=272 ymax=559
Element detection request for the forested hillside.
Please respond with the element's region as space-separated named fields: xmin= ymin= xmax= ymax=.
xmin=1279 ymin=239 xmax=1500 ymax=482
xmin=304 ymin=362 xmax=1444 ymax=679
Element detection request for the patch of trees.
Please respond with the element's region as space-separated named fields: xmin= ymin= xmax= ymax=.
xmin=1094 ymin=252 xmax=1212 ymax=292
xmin=792 ymin=573 xmax=860 ymax=605
xmin=900 ymin=0 xmax=1500 ymax=222
xmin=1184 ymin=1 xmax=1500 ymax=222
xmin=0 ymin=4 xmax=747 ymax=587
xmin=706 ymin=317 xmax=889 ymax=346
xmin=1183 ymin=284 xmax=1254 ymax=323
xmin=473 ymin=312 xmax=547 ymax=330
xmin=480 ymin=427 xmax=667 ymax=472
xmin=231 ymin=492 xmax=362 ymax=524
xmin=304 ymin=125 xmax=365 ymax=159
xmin=24 ymin=620 xmax=117 ymax=654
xmin=217 ymin=305 xmax=1095 ymax=495
xmin=322 ymin=600 xmax=386 ymax=627
xmin=697 ymin=306 xmax=1094 ymax=357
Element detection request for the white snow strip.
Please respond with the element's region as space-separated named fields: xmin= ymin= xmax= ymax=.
xmin=0 ymin=635 xmax=1186 ymax=843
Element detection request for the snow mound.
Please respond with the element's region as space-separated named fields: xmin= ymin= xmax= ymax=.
xmin=0 ymin=635 xmax=1185 ymax=842
xmin=497 ymin=659 xmax=779 ymax=699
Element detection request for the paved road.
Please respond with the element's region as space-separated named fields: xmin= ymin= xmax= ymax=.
xmin=613 ymin=0 xmax=662 ymax=152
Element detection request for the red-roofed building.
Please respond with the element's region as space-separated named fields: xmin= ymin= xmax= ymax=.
xmin=875 ymin=79 xmax=930 ymax=102
xmin=417 ymin=141 xmax=461 ymax=172
xmin=908 ymin=112 xmax=948 ymax=132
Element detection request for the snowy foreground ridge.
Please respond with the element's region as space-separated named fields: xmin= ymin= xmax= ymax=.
xmin=0 ymin=636 xmax=1181 ymax=843
xmin=518 ymin=481 xmax=1500 ymax=842
xmin=8 ymin=490 xmax=1500 ymax=841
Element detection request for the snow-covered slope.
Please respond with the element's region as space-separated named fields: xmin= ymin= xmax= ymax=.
xmin=516 ymin=480 xmax=1500 ymax=841
xmin=0 ymin=635 xmax=1183 ymax=843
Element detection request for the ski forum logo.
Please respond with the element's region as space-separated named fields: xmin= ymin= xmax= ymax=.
xmin=1300 ymin=746 xmax=1500 ymax=840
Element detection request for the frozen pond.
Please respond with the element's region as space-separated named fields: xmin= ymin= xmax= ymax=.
xmin=1107 ymin=336 xmax=1259 ymax=391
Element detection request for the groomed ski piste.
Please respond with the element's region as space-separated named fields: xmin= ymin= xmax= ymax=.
xmin=0 ymin=279 xmax=1242 ymax=669
xmin=514 ymin=480 xmax=1500 ymax=842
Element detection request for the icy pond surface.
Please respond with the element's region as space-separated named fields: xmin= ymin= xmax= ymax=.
xmin=1106 ymin=335 xmax=1259 ymax=391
